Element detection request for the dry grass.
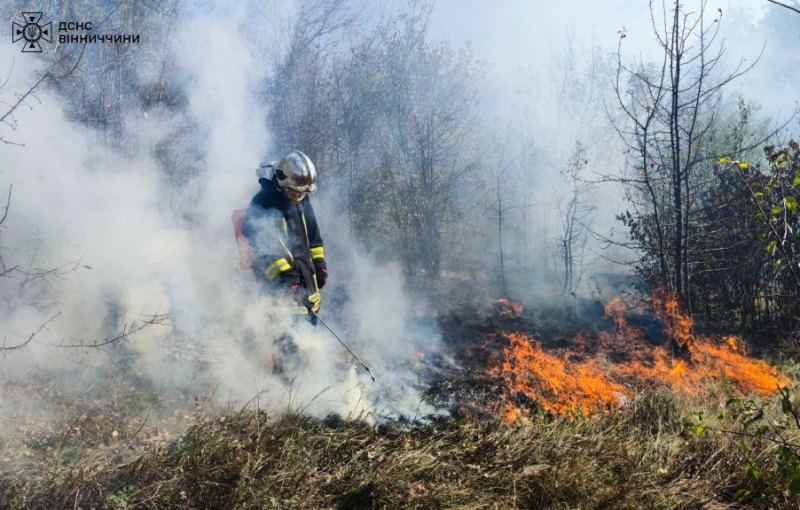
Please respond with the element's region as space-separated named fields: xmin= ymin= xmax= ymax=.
xmin=2 ymin=386 xmax=796 ymax=510
xmin=2 ymin=294 xmax=797 ymax=509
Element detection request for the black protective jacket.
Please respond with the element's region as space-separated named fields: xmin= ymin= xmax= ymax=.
xmin=241 ymin=178 xmax=324 ymax=293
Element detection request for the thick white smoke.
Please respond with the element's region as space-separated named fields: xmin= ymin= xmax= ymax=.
xmin=0 ymin=0 xmax=444 ymax=442
xmin=426 ymin=0 xmax=796 ymax=300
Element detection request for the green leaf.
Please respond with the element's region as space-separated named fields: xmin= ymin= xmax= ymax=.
xmin=781 ymin=390 xmax=793 ymax=415
xmin=754 ymin=191 xmax=765 ymax=198
xmin=745 ymin=464 xmax=761 ymax=482
xmin=696 ymin=424 xmax=707 ymax=436
xmin=772 ymin=205 xmax=783 ymax=215
xmin=793 ymin=174 xmax=800 ymax=186
xmin=767 ymin=240 xmax=778 ymax=255
xmin=790 ymin=477 xmax=800 ymax=496
xmin=733 ymin=488 xmax=751 ymax=501
xmin=786 ymin=196 xmax=799 ymax=214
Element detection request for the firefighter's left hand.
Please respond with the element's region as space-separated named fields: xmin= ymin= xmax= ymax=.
xmin=302 ymin=291 xmax=321 ymax=314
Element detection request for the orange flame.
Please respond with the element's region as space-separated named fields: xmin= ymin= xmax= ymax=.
xmin=649 ymin=293 xmax=787 ymax=394
xmin=652 ymin=290 xmax=694 ymax=348
xmin=604 ymin=298 xmax=629 ymax=328
xmin=496 ymin=298 xmax=523 ymax=318
xmin=497 ymin=332 xmax=627 ymax=419
xmin=495 ymin=291 xmax=790 ymax=422
xmin=598 ymin=297 xmax=649 ymax=359
xmin=613 ymin=336 xmax=789 ymax=396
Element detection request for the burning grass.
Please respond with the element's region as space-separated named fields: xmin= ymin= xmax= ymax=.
xmin=2 ymin=291 xmax=798 ymax=508
xmin=495 ymin=293 xmax=790 ymax=422
xmin=496 ymin=332 xmax=627 ymax=417
xmin=614 ymin=336 xmax=790 ymax=396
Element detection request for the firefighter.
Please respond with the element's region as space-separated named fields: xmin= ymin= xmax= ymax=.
xmin=241 ymin=150 xmax=327 ymax=315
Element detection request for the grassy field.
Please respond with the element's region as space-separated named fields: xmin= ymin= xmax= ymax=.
xmin=3 ymin=293 xmax=799 ymax=509
xmin=2 ymin=383 xmax=800 ymax=510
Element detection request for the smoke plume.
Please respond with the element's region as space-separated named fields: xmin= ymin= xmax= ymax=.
xmin=0 ymin=1 xmax=443 ymax=443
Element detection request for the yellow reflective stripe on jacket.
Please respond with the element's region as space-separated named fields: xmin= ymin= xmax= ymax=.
xmin=265 ymin=257 xmax=292 ymax=280
xmin=310 ymin=246 xmax=324 ymax=260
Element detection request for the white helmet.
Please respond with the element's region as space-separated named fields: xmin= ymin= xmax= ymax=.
xmin=273 ymin=150 xmax=317 ymax=202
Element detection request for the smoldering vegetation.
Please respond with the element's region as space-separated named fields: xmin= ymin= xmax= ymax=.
xmin=2 ymin=0 xmax=800 ymax=508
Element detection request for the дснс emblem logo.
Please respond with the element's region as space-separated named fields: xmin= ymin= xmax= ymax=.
xmin=12 ymin=12 xmax=52 ymax=53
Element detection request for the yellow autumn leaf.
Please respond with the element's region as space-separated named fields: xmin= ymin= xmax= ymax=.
xmin=719 ymin=157 xmax=730 ymax=164
xmin=738 ymin=162 xmax=750 ymax=169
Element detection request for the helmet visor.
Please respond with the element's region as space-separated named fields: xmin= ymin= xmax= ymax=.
xmin=284 ymin=187 xmax=307 ymax=202
xmin=284 ymin=182 xmax=316 ymax=202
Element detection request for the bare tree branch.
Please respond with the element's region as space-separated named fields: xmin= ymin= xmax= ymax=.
xmin=0 ymin=184 xmax=15 ymax=277
xmin=0 ymin=72 xmax=48 ymax=129
xmin=0 ymin=41 xmax=86 ymax=146
xmin=52 ymin=313 xmax=170 ymax=349
xmin=0 ymin=137 xmax=25 ymax=147
xmin=0 ymin=183 xmax=10 ymax=226
xmin=0 ymin=59 xmax=13 ymax=90
xmin=1 ymin=312 xmax=61 ymax=353
xmin=767 ymin=0 xmax=800 ymax=15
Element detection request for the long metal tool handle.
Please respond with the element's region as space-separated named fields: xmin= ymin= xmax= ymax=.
xmin=310 ymin=311 xmax=377 ymax=383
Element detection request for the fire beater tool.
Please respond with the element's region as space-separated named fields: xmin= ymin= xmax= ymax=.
xmin=309 ymin=310 xmax=377 ymax=383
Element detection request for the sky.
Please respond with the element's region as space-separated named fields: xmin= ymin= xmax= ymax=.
xmin=421 ymin=0 xmax=799 ymax=275
xmin=426 ymin=0 xmax=794 ymax=124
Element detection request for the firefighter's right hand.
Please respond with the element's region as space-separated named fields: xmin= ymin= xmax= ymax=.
xmin=301 ymin=291 xmax=321 ymax=314
xmin=313 ymin=258 xmax=327 ymax=289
